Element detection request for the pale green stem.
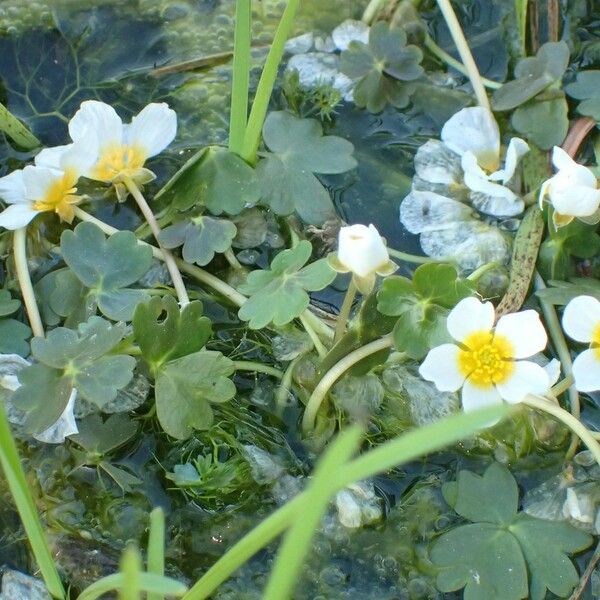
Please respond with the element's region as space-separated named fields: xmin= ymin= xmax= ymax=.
xmin=119 ymin=545 xmax=142 ymax=600
xmin=388 ymin=247 xmax=453 ymax=264
xmin=302 ymin=336 xmax=394 ymax=432
xmin=534 ymin=272 xmax=580 ymax=458
xmin=334 ymin=279 xmax=357 ymax=344
xmin=275 ymin=356 xmax=301 ymax=411
xmin=122 ymin=176 xmax=190 ymax=307
xmin=423 ymin=35 xmax=503 ymax=90
xmin=233 ymin=360 xmax=284 ymax=379
xmin=13 ymin=227 xmax=44 ymax=338
xmin=435 ymin=0 xmax=490 ymax=110
xmin=522 ymin=394 xmax=600 ymax=467
xmin=302 ymin=309 xmax=335 ymax=342
xmin=147 ymin=508 xmax=165 ymax=600
xmin=224 ymin=248 xmax=244 ymax=270
xmin=550 ymin=375 xmax=574 ymax=398
xmin=0 ymin=102 xmax=40 ymax=149
xmin=361 ymin=0 xmax=386 ymax=23
xmin=299 ymin=312 xmax=328 ymax=358
xmin=467 ymin=261 xmax=499 ymax=282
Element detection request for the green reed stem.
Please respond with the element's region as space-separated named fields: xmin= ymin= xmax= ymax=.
xmin=119 ymin=545 xmax=142 ymax=600
xmin=147 ymin=508 xmax=166 ymax=600
xmin=0 ymin=102 xmax=40 ymax=149
xmin=229 ymin=0 xmax=252 ymax=155
xmin=183 ymin=403 xmax=510 ymax=600
xmin=334 ymin=279 xmax=357 ymax=344
xmin=78 ymin=574 xmax=187 ymax=600
xmin=233 ymin=360 xmax=284 ymax=379
xmin=241 ymin=0 xmax=300 ymax=163
xmin=263 ymin=427 xmax=363 ymax=599
xmin=299 ymin=312 xmax=328 ymax=358
xmin=0 ymin=403 xmax=65 ymax=599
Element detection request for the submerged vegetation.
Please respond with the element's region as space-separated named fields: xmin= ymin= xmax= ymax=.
xmin=1 ymin=0 xmax=600 ymax=598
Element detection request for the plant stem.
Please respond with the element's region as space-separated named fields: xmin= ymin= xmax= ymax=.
xmin=302 ymin=309 xmax=335 ymax=342
xmin=224 ymin=248 xmax=244 ymax=270
xmin=229 ymin=0 xmax=252 ymax=155
xmin=334 ymin=280 xmax=357 ymax=344
xmin=275 ymin=356 xmax=301 ymax=411
xmin=534 ymin=272 xmax=580 ymax=458
xmin=522 ymin=394 xmax=600 ymax=467
xmin=299 ymin=312 xmax=328 ymax=358
xmin=435 ymin=0 xmax=490 ymax=110
xmin=361 ymin=0 xmax=386 ymax=23
xmin=147 ymin=508 xmax=165 ymax=600
xmin=13 ymin=227 xmax=44 ymax=338
xmin=241 ymin=0 xmax=300 ymax=163
xmin=302 ymin=336 xmax=394 ymax=432
xmin=388 ymin=247 xmax=452 ymax=264
xmin=423 ymin=35 xmax=503 ymax=89
xmin=122 ymin=176 xmax=190 ymax=307
xmin=119 ymin=545 xmax=142 ymax=600
xmin=0 ymin=403 xmax=65 ymax=599
xmin=550 ymin=375 xmax=574 ymax=398
xmin=0 ymin=102 xmax=40 ymax=149
xmin=233 ymin=360 xmax=284 ymax=379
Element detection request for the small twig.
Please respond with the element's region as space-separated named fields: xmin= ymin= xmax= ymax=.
xmin=569 ymin=539 xmax=600 ymax=600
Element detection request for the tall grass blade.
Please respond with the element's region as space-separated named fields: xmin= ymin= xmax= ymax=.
xmin=0 ymin=103 xmax=40 ymax=150
xmin=0 ymin=403 xmax=65 ymax=599
xmin=78 ymin=573 xmax=188 ymax=600
xmin=118 ymin=545 xmax=142 ymax=600
xmin=147 ymin=508 xmax=166 ymax=600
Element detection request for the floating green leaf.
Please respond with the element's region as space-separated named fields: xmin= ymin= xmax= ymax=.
xmin=257 ymin=111 xmax=356 ymax=225
xmin=72 ymin=413 xmax=139 ymax=456
xmin=492 ymin=42 xmax=569 ymax=111
xmin=565 ymin=70 xmax=600 ymax=120
xmin=431 ymin=463 xmax=592 ymax=600
xmin=156 ymin=147 xmax=260 ymax=215
xmin=12 ymin=317 xmax=135 ymax=433
xmin=155 ymin=350 xmax=236 ymax=439
xmin=60 ymin=222 xmax=153 ymax=321
xmin=377 ymin=263 xmax=473 ymax=359
xmin=133 ymin=295 xmax=212 ymax=372
xmin=238 ymin=241 xmax=336 ymax=329
xmin=159 ymin=216 xmax=237 ymax=266
xmin=0 ymin=319 xmax=31 ymax=356
xmin=0 ymin=290 xmax=20 ymax=317
xmin=340 ymin=21 xmax=423 ymax=113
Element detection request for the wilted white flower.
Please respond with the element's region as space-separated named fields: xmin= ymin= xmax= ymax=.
xmin=539 ymin=147 xmax=600 ymax=227
xmin=330 ymin=223 xmax=397 ymax=293
xmin=562 ymin=295 xmax=600 ymax=391
xmin=419 ymin=297 xmax=550 ymax=413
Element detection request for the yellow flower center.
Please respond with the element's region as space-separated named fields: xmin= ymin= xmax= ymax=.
xmin=32 ymin=168 xmax=81 ymax=223
xmin=457 ymin=330 xmax=514 ymax=388
xmin=92 ymin=143 xmax=147 ymax=182
xmin=592 ymin=324 xmax=600 ymax=359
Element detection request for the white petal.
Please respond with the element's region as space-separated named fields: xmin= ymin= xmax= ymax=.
xmin=493 ymin=137 xmax=529 ymax=184
xmin=414 ymin=140 xmax=462 ymax=185
xmin=572 ymin=349 xmax=600 ymax=392
xmin=551 ymin=185 xmax=600 ymax=218
xmin=418 ymin=344 xmax=465 ymax=392
xmin=69 ymin=100 xmax=123 ymax=150
xmin=34 ymin=389 xmax=78 ymax=444
xmin=337 ymin=223 xmax=389 ymax=277
xmin=34 ymin=144 xmax=73 ymax=169
xmin=470 ymin=190 xmax=524 ymax=218
xmin=461 ymin=379 xmax=503 ymax=412
xmin=22 ymin=166 xmax=62 ymax=201
xmin=399 ymin=190 xmax=472 ymax=234
xmin=441 ymin=107 xmax=500 ymax=171
xmin=496 ymin=360 xmax=550 ymax=404
xmin=0 ymin=169 xmax=26 ymax=204
xmin=0 ymin=203 xmax=38 ymax=229
xmin=447 ymin=297 xmax=495 ymax=343
xmin=124 ymin=103 xmax=177 ymax=157
xmin=494 ymin=310 xmax=547 ymax=358
xmin=562 ymin=295 xmax=600 ymax=343
xmin=544 ymin=358 xmax=561 ymax=388
xmin=552 ymin=146 xmax=578 ymax=171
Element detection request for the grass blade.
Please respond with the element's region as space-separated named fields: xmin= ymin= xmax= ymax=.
xmin=147 ymin=508 xmax=166 ymax=600
xmin=0 ymin=403 xmax=65 ymax=599
xmin=78 ymin=573 xmax=188 ymax=600
xmin=118 ymin=545 xmax=142 ymax=600
xmin=0 ymin=102 xmax=40 ymax=150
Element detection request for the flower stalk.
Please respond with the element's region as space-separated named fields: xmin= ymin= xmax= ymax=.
xmin=334 ymin=279 xmax=357 ymax=343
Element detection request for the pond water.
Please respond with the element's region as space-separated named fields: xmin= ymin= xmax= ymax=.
xmin=0 ymin=0 xmax=598 ymax=598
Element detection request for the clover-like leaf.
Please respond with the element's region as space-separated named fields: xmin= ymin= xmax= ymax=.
xmin=0 ymin=290 xmax=20 ymax=317
xmin=238 ymin=241 xmax=336 ymax=329
xmin=72 ymin=413 xmax=138 ymax=456
xmin=61 ymin=222 xmax=153 ymax=321
xmin=133 ymin=295 xmax=212 ymax=372
xmin=492 ymin=41 xmax=569 ymax=111
xmin=257 ymin=112 xmax=356 ymax=225
xmin=430 ymin=463 xmax=592 ymax=600
xmin=377 ymin=264 xmax=474 ymax=359
xmin=12 ymin=317 xmax=135 ymax=433
xmin=0 ymin=319 xmax=31 ymax=356
xmin=565 ymin=70 xmax=600 ymax=120
xmin=156 ymin=146 xmax=260 ymax=215
xmin=155 ymin=350 xmax=236 ymax=439
xmin=159 ymin=216 xmax=237 ymax=266
xmin=340 ymin=21 xmax=423 ymax=113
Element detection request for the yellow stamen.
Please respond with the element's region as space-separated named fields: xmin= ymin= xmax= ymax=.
xmin=92 ymin=143 xmax=147 ymax=182
xmin=592 ymin=324 xmax=600 ymax=359
xmin=32 ymin=168 xmax=81 ymax=223
xmin=458 ymin=330 xmax=514 ymax=388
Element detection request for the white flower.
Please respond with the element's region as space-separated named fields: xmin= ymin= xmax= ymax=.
xmin=562 ymin=295 xmax=600 ymax=392
xmin=419 ymin=297 xmax=550 ymax=413
xmin=0 ymin=144 xmax=93 ymax=229
xmin=66 ymin=100 xmax=177 ymax=188
xmin=331 ymin=224 xmax=397 ymax=293
xmin=539 ymin=147 xmax=600 ymax=227
xmin=441 ymin=106 xmax=529 ymax=215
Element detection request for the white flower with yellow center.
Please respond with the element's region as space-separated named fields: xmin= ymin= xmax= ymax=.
xmin=419 ymin=297 xmax=550 ymax=412
xmin=0 ymin=144 xmax=93 ymax=229
xmin=539 ymin=147 xmax=600 ymax=227
xmin=66 ymin=100 xmax=177 ymax=195
xmin=329 ymin=224 xmax=397 ymax=293
xmin=562 ymin=295 xmax=600 ymax=392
